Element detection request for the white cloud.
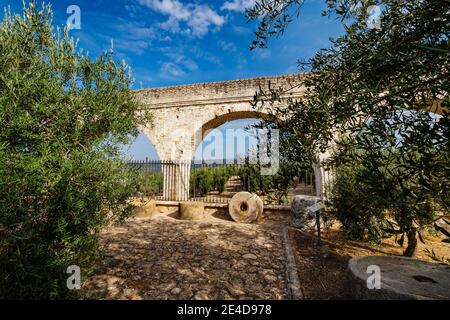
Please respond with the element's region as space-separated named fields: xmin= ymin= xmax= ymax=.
xmin=218 ymin=40 xmax=237 ymax=53
xmin=255 ymin=48 xmax=271 ymax=59
xmin=157 ymin=50 xmax=200 ymax=81
xmin=159 ymin=61 xmax=186 ymax=80
xmin=165 ymin=52 xmax=199 ymax=72
xmin=113 ymin=21 xmax=155 ymax=55
xmin=137 ymin=0 xmax=225 ymax=37
xmin=115 ymin=39 xmax=151 ymax=56
xmin=189 ymin=46 xmax=223 ymax=67
xmin=232 ymin=25 xmax=252 ymax=36
xmin=221 ymin=0 xmax=256 ymax=12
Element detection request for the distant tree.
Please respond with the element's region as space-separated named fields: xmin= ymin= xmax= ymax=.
xmin=247 ymin=0 xmax=449 ymax=256
xmin=0 ymin=1 xmax=151 ymax=298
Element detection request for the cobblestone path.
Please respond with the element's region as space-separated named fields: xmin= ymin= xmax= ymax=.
xmin=82 ymin=211 xmax=291 ymax=300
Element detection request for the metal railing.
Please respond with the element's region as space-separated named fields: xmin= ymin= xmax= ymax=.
xmin=128 ymin=159 xmax=315 ymax=204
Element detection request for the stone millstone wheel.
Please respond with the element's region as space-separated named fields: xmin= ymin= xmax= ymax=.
xmin=348 ymin=256 xmax=450 ymax=300
xmin=179 ymin=202 xmax=205 ymax=220
xmin=228 ymin=192 xmax=263 ymax=223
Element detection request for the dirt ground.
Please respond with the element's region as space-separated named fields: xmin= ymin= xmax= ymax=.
xmin=80 ymin=208 xmax=291 ymax=300
xmin=290 ymin=225 xmax=450 ymax=300
xmin=81 ymin=203 xmax=449 ymax=300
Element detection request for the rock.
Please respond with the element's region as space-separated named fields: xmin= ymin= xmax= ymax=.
xmin=258 ymin=269 xmax=274 ymax=277
xmin=179 ymin=202 xmax=205 ymax=220
xmin=226 ymin=284 xmax=246 ymax=297
xmin=229 ymin=192 xmax=263 ymax=223
xmin=290 ymin=195 xmax=322 ymax=230
xmin=348 ymin=256 xmax=450 ymax=300
xmin=194 ymin=291 xmax=210 ymax=300
xmin=179 ymin=288 xmax=194 ymax=300
xmin=264 ymin=275 xmax=278 ymax=283
xmin=122 ymin=288 xmax=142 ymax=300
xmin=170 ymin=287 xmax=182 ymax=295
xmin=242 ymin=253 xmax=258 ymax=260
xmin=435 ymin=217 xmax=450 ymax=236
xmin=162 ymin=283 xmax=175 ymax=292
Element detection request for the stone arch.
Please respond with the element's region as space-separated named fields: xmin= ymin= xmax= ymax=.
xmin=133 ymin=74 xmax=329 ymax=200
xmin=138 ymin=129 xmax=163 ymax=160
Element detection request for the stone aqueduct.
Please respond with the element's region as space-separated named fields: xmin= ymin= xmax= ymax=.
xmin=135 ymin=74 xmax=332 ymax=201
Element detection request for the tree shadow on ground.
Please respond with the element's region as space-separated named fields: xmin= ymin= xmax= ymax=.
xmin=81 ymin=213 xmax=290 ymax=300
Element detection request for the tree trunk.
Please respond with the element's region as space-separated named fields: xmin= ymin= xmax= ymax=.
xmin=403 ymin=230 xmax=417 ymax=257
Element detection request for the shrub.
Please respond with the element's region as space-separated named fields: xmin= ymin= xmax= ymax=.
xmin=327 ymin=147 xmax=439 ymax=256
xmin=327 ymin=163 xmax=386 ymax=242
xmin=135 ymin=170 xmax=163 ymax=196
xmin=0 ymin=2 xmax=151 ymax=298
xmin=238 ymin=161 xmax=307 ymax=204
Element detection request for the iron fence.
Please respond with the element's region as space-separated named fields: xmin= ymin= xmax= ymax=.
xmin=128 ymin=159 xmax=315 ymax=204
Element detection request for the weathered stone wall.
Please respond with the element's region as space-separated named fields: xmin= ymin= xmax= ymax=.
xmin=136 ymin=74 xmax=307 ymax=109
xmin=135 ymin=74 xmax=307 ymax=161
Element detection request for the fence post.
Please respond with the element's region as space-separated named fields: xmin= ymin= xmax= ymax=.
xmin=177 ymin=160 xmax=191 ymax=201
xmin=162 ymin=160 xmax=175 ymax=201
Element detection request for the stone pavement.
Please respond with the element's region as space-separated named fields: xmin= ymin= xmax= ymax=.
xmin=81 ymin=210 xmax=292 ymax=300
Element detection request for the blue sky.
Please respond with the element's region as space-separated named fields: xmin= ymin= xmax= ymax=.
xmin=0 ymin=0 xmax=344 ymax=159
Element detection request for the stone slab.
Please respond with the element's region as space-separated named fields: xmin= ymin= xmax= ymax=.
xmin=348 ymin=256 xmax=450 ymax=300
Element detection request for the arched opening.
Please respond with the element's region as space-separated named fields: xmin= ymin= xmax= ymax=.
xmin=191 ymin=116 xmax=262 ymax=203
xmin=120 ymin=132 xmax=164 ymax=201
xmin=189 ymin=113 xmax=316 ymax=204
xmin=200 ymin=111 xmax=267 ymax=138
xmin=194 ymin=116 xmax=262 ymax=163
xmin=120 ymin=131 xmax=160 ymax=161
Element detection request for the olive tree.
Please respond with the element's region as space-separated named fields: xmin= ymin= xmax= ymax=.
xmin=0 ymin=2 xmax=151 ymax=298
xmin=247 ymin=0 xmax=449 ymax=256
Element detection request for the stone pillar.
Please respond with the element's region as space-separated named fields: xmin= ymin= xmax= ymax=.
xmin=313 ymin=149 xmax=335 ymax=199
xmin=314 ymin=164 xmax=334 ymax=199
xmin=314 ymin=164 xmax=324 ymax=198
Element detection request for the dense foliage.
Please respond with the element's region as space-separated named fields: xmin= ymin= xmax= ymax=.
xmin=0 ymin=2 xmax=151 ymax=298
xmin=190 ymin=161 xmax=313 ymax=205
xmin=247 ymin=0 xmax=449 ymax=256
xmin=329 ymin=145 xmax=439 ymax=255
xmin=135 ymin=170 xmax=164 ymax=197
xmin=191 ymin=165 xmax=238 ymax=196
xmin=239 ymin=161 xmax=313 ymax=204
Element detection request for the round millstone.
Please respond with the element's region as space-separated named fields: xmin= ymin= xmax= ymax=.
xmin=228 ymin=192 xmax=263 ymax=223
xmin=348 ymin=256 xmax=450 ymax=300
